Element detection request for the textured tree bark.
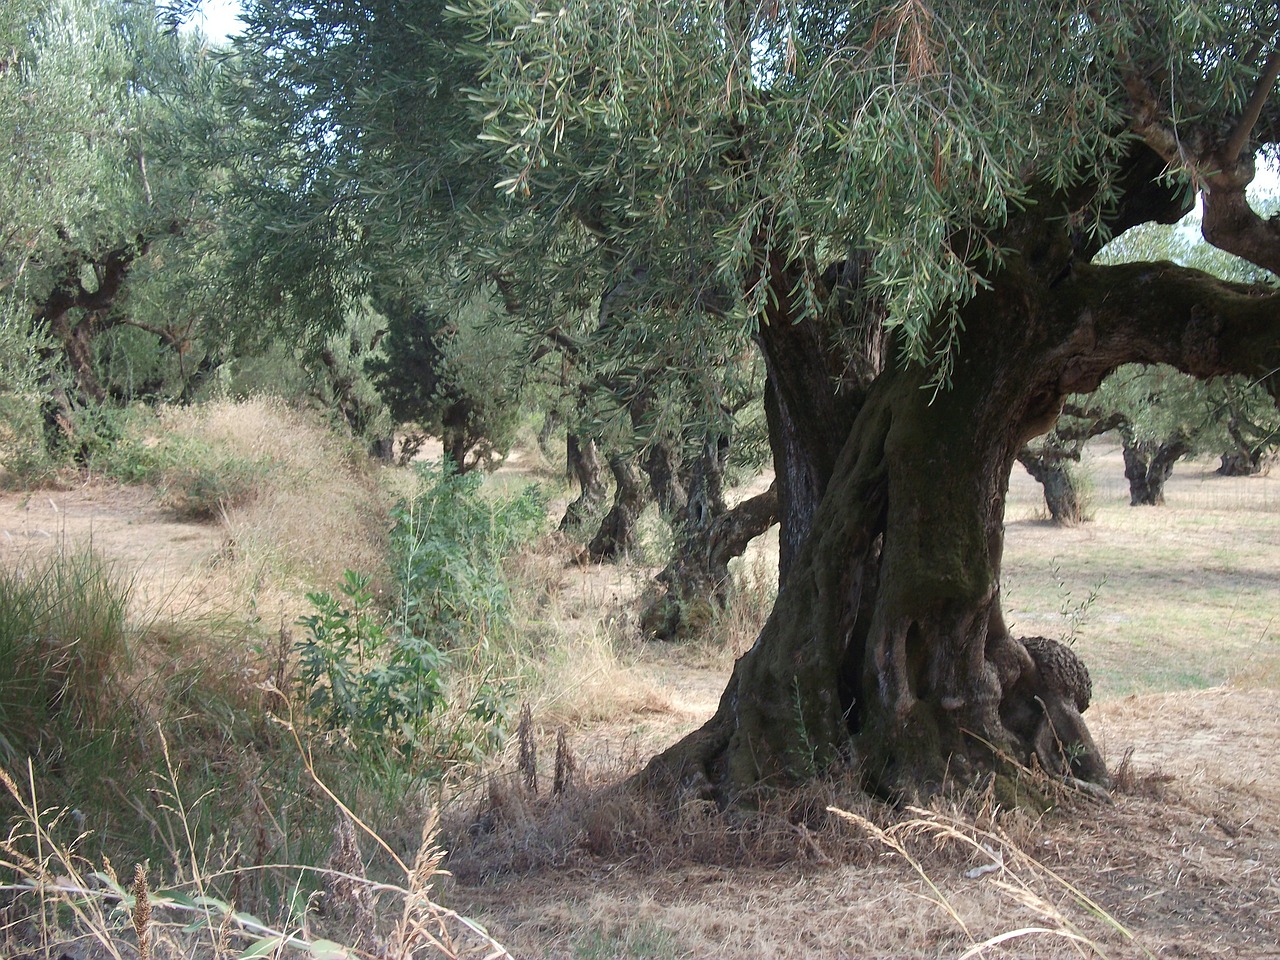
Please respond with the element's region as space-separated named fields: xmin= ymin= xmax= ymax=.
xmin=641 ymin=437 xmax=730 ymax=640
xmin=1017 ymin=407 xmax=1125 ymax=524
xmin=317 ymin=345 xmax=394 ymax=461
xmin=34 ymin=244 xmax=149 ymax=458
xmin=35 ymin=240 xmax=154 ymax=412
xmin=752 ymin=252 xmax=869 ymax=579
xmin=641 ymin=440 xmax=686 ymax=516
xmin=536 ymin=409 xmax=561 ymax=460
xmin=560 ymin=433 xmax=608 ymax=530
xmin=1121 ymin=434 xmax=1190 ymax=506
xmin=1217 ymin=418 xmax=1267 ymax=476
xmin=588 ymin=454 xmax=650 ymax=560
xmin=50 ymin=313 xmax=108 ymax=405
xmin=1217 ymin=451 xmax=1263 ymax=476
xmin=641 ymin=187 xmax=1280 ymax=803
xmin=1017 ymin=451 xmax=1083 ymax=524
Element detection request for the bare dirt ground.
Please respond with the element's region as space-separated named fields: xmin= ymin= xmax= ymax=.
xmin=0 ymin=483 xmax=226 ymax=613
xmin=2 ymin=444 xmax=1278 ymax=958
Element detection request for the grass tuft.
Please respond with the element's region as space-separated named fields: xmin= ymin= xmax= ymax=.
xmin=0 ymin=548 xmax=133 ymax=766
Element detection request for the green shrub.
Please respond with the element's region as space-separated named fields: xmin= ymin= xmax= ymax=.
xmin=0 ymin=400 xmax=167 ymax=487
xmin=391 ymin=462 xmax=545 ymax=648
xmin=294 ymin=465 xmax=544 ymax=770
xmin=75 ymin=404 xmax=170 ymax=483
xmin=0 ymin=394 xmax=57 ymax=486
xmin=297 ymin=570 xmax=447 ymax=746
xmin=0 ymin=398 xmax=277 ymax=520
xmin=295 ymin=569 xmax=514 ymax=768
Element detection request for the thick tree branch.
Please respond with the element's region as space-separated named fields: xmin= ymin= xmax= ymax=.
xmin=1200 ymin=182 xmax=1280 ymax=278
xmin=1058 ymin=404 xmax=1127 ymax=439
xmin=707 ymin=481 xmax=778 ymax=569
xmin=118 ymin=317 xmax=187 ymax=349
xmin=1122 ymin=57 xmax=1280 ymax=276
xmin=34 ymin=239 xmax=149 ymax=329
xmin=1057 ymin=261 xmax=1280 ymax=393
xmin=1122 ymin=70 xmax=1189 ymax=170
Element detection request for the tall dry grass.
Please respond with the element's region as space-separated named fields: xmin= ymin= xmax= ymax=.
xmin=0 ymin=751 xmax=515 ymax=960
xmin=155 ymin=396 xmax=389 ymax=618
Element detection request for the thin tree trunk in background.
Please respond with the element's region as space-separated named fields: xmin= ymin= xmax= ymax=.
xmin=560 ymin=433 xmax=607 ymax=530
xmin=640 ymin=437 xmax=779 ymax=641
xmin=1122 ymin=434 xmax=1190 ymax=505
xmin=1017 ymin=449 xmax=1083 ymax=524
xmin=588 ymin=454 xmax=650 ymax=560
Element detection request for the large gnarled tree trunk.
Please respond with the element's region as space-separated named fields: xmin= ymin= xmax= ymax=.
xmin=642 ymin=167 xmax=1280 ymax=804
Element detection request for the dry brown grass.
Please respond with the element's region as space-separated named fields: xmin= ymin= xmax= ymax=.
xmin=444 ymin=705 xmax=1280 ymax=958
xmin=159 ymin=397 xmax=389 ymax=614
xmin=5 ymin=421 xmax=1280 ymax=959
xmin=501 ymin=533 xmax=672 ymax=727
xmin=0 ymin=754 xmax=517 ymax=960
xmin=0 ymin=397 xmax=392 ymax=628
xmin=435 ymin=442 xmax=1280 ymax=959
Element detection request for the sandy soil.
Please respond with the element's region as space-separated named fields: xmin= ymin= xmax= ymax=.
xmin=0 ymin=483 xmax=225 ymax=613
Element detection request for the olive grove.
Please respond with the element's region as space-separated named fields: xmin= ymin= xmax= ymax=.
xmin=215 ymin=0 xmax=1280 ymax=803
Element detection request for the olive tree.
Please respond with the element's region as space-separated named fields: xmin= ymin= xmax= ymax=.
xmin=1 ymin=0 xmax=236 ymax=461
xmin=462 ymin=0 xmax=1280 ymax=801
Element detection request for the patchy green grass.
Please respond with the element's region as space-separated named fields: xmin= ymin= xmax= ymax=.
xmin=1004 ymin=442 xmax=1280 ymax=698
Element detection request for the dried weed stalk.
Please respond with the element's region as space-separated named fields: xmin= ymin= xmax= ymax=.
xmin=517 ymin=703 xmax=537 ymax=796
xmin=829 ymin=803 xmax=1156 ymax=959
xmin=131 ymin=864 xmax=152 ymax=960
xmin=553 ymin=727 xmax=575 ymax=796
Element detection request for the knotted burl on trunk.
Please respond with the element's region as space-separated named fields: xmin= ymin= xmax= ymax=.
xmin=995 ymin=634 xmax=1106 ymax=786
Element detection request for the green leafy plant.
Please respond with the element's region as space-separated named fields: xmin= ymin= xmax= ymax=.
xmin=24 ymin=402 xmax=168 ymax=485
xmin=390 ymin=463 xmax=545 ymax=648
xmin=296 ymin=571 xmax=446 ymax=751
xmin=1048 ymin=559 xmax=1108 ymax=646
xmin=295 ymin=467 xmax=543 ymax=767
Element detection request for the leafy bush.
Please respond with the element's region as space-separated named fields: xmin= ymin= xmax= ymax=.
xmin=0 ymin=400 xmax=167 ymax=486
xmin=297 ymin=570 xmax=447 ymax=747
xmin=294 ymin=465 xmax=545 ymax=767
xmin=0 ymin=398 xmax=275 ymax=512
xmin=74 ymin=404 xmax=171 ymax=483
xmin=391 ymin=463 xmax=546 ymax=648
xmin=0 ymin=395 xmax=57 ymax=486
